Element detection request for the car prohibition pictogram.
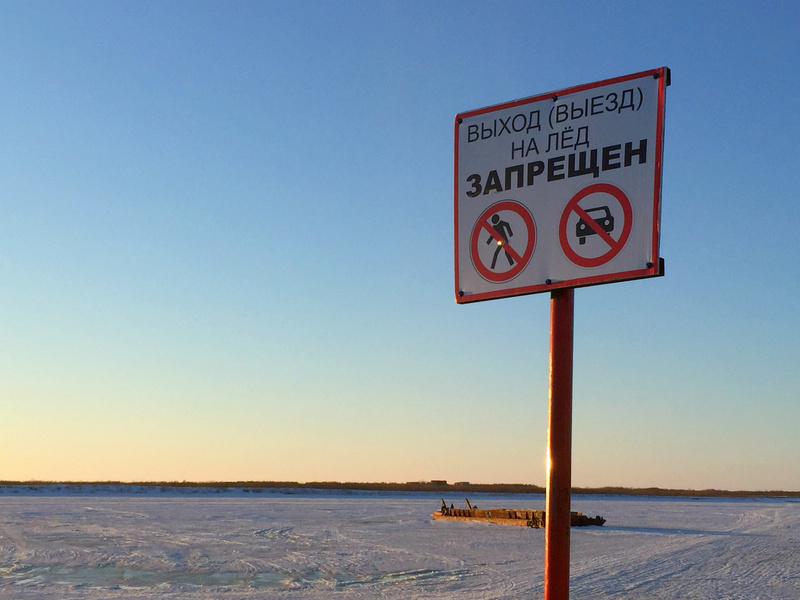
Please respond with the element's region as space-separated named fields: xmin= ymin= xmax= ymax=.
xmin=470 ymin=200 xmax=536 ymax=283
xmin=559 ymin=183 xmax=633 ymax=268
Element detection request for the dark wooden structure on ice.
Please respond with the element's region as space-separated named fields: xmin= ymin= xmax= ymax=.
xmin=432 ymin=499 xmax=605 ymax=529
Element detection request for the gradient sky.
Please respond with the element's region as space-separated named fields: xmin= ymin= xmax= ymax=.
xmin=2 ymin=1 xmax=798 ymax=491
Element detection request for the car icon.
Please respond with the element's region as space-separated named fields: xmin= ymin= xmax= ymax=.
xmin=576 ymin=206 xmax=614 ymax=245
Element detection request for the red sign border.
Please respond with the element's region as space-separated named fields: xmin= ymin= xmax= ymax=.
xmin=455 ymin=67 xmax=668 ymax=304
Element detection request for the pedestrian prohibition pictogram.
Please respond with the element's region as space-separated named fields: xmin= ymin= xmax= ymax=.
xmin=559 ymin=183 xmax=633 ymax=268
xmin=470 ymin=200 xmax=536 ymax=283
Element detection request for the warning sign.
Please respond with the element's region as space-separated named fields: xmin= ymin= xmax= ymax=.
xmin=470 ymin=201 xmax=536 ymax=283
xmin=559 ymin=183 xmax=632 ymax=268
xmin=454 ymin=67 xmax=669 ymax=303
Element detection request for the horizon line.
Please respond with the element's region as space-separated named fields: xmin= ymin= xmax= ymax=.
xmin=2 ymin=480 xmax=798 ymax=497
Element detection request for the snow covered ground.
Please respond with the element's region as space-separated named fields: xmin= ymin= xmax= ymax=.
xmin=1 ymin=486 xmax=798 ymax=598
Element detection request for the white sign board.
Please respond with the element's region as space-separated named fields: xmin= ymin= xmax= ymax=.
xmin=455 ymin=68 xmax=669 ymax=303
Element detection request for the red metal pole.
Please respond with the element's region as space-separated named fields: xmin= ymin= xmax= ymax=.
xmin=544 ymin=287 xmax=574 ymax=600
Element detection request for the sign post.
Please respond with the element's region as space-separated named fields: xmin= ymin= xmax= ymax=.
xmin=544 ymin=288 xmax=574 ymax=600
xmin=454 ymin=68 xmax=669 ymax=598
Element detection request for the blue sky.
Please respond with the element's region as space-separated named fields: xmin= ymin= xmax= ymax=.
xmin=1 ymin=1 xmax=798 ymax=491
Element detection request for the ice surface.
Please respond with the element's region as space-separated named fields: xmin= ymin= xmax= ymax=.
xmin=1 ymin=487 xmax=798 ymax=598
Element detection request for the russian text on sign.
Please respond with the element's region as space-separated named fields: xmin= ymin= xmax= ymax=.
xmin=465 ymin=139 xmax=648 ymax=196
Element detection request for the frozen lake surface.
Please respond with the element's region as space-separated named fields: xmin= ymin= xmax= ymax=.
xmin=1 ymin=487 xmax=798 ymax=598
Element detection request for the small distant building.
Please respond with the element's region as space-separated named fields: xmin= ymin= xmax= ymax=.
xmin=430 ymin=480 xmax=448 ymax=486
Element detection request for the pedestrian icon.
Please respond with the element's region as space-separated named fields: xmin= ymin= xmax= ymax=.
xmin=469 ymin=200 xmax=536 ymax=284
xmin=576 ymin=206 xmax=614 ymax=245
xmin=486 ymin=214 xmax=514 ymax=269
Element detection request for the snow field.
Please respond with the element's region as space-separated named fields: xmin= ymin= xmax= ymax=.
xmin=1 ymin=491 xmax=798 ymax=598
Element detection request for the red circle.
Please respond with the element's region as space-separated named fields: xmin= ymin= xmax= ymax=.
xmin=470 ymin=200 xmax=536 ymax=283
xmin=559 ymin=183 xmax=632 ymax=268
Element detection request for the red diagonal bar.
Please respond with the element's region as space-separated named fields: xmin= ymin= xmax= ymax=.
xmin=481 ymin=219 xmax=523 ymax=264
xmin=573 ymin=205 xmax=617 ymax=248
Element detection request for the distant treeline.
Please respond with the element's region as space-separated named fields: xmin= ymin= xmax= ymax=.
xmin=571 ymin=486 xmax=800 ymax=498
xmin=2 ymin=480 xmax=798 ymax=498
